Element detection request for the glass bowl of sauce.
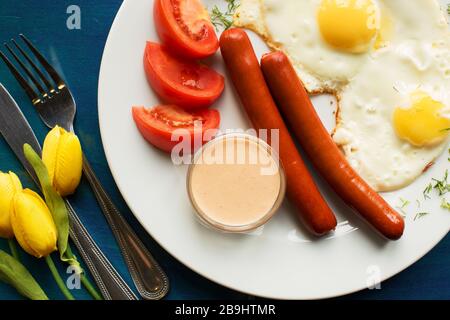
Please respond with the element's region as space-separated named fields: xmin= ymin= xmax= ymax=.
xmin=187 ymin=133 xmax=286 ymax=233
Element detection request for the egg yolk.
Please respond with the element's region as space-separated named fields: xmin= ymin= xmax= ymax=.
xmin=394 ymin=92 xmax=450 ymax=147
xmin=317 ymin=0 xmax=379 ymax=53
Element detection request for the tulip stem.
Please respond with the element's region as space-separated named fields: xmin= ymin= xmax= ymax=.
xmin=7 ymin=239 xmax=19 ymax=261
xmin=81 ymin=275 xmax=103 ymax=300
xmin=45 ymin=255 xmax=75 ymax=300
xmin=65 ymin=244 xmax=103 ymax=300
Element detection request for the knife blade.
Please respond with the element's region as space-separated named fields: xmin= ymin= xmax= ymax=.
xmin=0 ymin=83 xmax=41 ymax=183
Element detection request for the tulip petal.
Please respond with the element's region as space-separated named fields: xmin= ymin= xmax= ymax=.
xmin=11 ymin=189 xmax=57 ymax=258
xmin=54 ymin=132 xmax=82 ymax=197
xmin=42 ymin=126 xmax=62 ymax=186
xmin=42 ymin=126 xmax=83 ymax=197
xmin=0 ymin=172 xmax=22 ymax=239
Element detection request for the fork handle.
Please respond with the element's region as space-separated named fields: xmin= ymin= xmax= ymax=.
xmin=65 ymin=200 xmax=138 ymax=300
xmin=82 ymin=155 xmax=169 ymax=300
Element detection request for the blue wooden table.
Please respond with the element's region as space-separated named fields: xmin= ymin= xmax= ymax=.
xmin=0 ymin=0 xmax=448 ymax=300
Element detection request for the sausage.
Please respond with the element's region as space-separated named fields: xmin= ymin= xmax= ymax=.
xmin=220 ymin=28 xmax=337 ymax=235
xmin=260 ymin=51 xmax=405 ymax=240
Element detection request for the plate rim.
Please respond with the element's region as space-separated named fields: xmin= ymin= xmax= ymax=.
xmin=97 ymin=0 xmax=450 ymax=300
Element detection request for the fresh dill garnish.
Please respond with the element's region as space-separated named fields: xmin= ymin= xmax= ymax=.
xmin=448 ymin=3 xmax=450 ymax=15
xmin=441 ymin=198 xmax=450 ymax=210
xmin=210 ymin=0 xmax=240 ymax=31
xmin=432 ymin=170 xmax=450 ymax=196
xmin=396 ymin=198 xmax=410 ymax=215
xmin=423 ymin=183 xmax=433 ymax=200
xmin=418 ymin=168 xmax=450 ymax=219
xmin=414 ymin=212 xmax=430 ymax=221
xmin=399 ymin=198 xmax=410 ymax=209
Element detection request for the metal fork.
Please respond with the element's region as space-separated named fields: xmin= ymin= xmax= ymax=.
xmin=0 ymin=35 xmax=169 ymax=300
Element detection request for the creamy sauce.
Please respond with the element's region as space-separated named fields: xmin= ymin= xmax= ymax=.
xmin=188 ymin=136 xmax=283 ymax=229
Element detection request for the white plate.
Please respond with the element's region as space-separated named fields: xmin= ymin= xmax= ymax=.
xmin=98 ymin=0 xmax=450 ymax=299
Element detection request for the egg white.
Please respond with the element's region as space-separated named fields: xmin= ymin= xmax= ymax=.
xmin=235 ymin=0 xmax=381 ymax=92
xmin=334 ymin=47 xmax=450 ymax=191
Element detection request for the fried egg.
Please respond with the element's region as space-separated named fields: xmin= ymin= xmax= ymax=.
xmin=234 ymin=0 xmax=450 ymax=191
xmin=235 ymin=0 xmax=386 ymax=92
xmin=333 ymin=48 xmax=450 ymax=191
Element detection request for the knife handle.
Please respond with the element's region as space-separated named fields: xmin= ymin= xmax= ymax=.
xmin=65 ymin=200 xmax=138 ymax=300
xmin=82 ymin=155 xmax=169 ymax=300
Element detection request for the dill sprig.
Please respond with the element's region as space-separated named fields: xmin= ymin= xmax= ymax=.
xmin=448 ymin=3 xmax=450 ymax=15
xmin=432 ymin=170 xmax=450 ymax=196
xmin=396 ymin=198 xmax=410 ymax=216
xmin=397 ymin=198 xmax=411 ymax=217
xmin=441 ymin=198 xmax=450 ymax=211
xmin=417 ymin=168 xmax=450 ymax=221
xmin=210 ymin=0 xmax=240 ymax=31
xmin=399 ymin=198 xmax=410 ymax=209
xmin=414 ymin=212 xmax=430 ymax=221
xmin=423 ymin=183 xmax=433 ymax=200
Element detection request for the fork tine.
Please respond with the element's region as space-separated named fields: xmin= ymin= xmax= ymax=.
xmin=4 ymin=42 xmax=47 ymax=97
xmin=0 ymin=50 xmax=41 ymax=104
xmin=20 ymin=34 xmax=65 ymax=89
xmin=12 ymin=39 xmax=56 ymax=94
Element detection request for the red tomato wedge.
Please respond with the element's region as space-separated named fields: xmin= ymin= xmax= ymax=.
xmin=154 ymin=0 xmax=219 ymax=58
xmin=144 ymin=42 xmax=225 ymax=110
xmin=132 ymin=105 xmax=221 ymax=153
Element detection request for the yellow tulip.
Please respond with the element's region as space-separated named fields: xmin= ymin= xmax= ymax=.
xmin=11 ymin=189 xmax=57 ymax=258
xmin=0 ymin=171 xmax=23 ymax=239
xmin=42 ymin=126 xmax=82 ymax=197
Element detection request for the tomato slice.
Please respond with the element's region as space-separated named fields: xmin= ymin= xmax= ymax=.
xmin=144 ymin=42 xmax=224 ymax=110
xmin=154 ymin=0 xmax=219 ymax=59
xmin=132 ymin=105 xmax=220 ymax=153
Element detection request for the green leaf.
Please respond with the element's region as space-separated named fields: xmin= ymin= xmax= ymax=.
xmin=209 ymin=0 xmax=239 ymax=31
xmin=0 ymin=250 xmax=48 ymax=300
xmin=23 ymin=144 xmax=82 ymax=274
